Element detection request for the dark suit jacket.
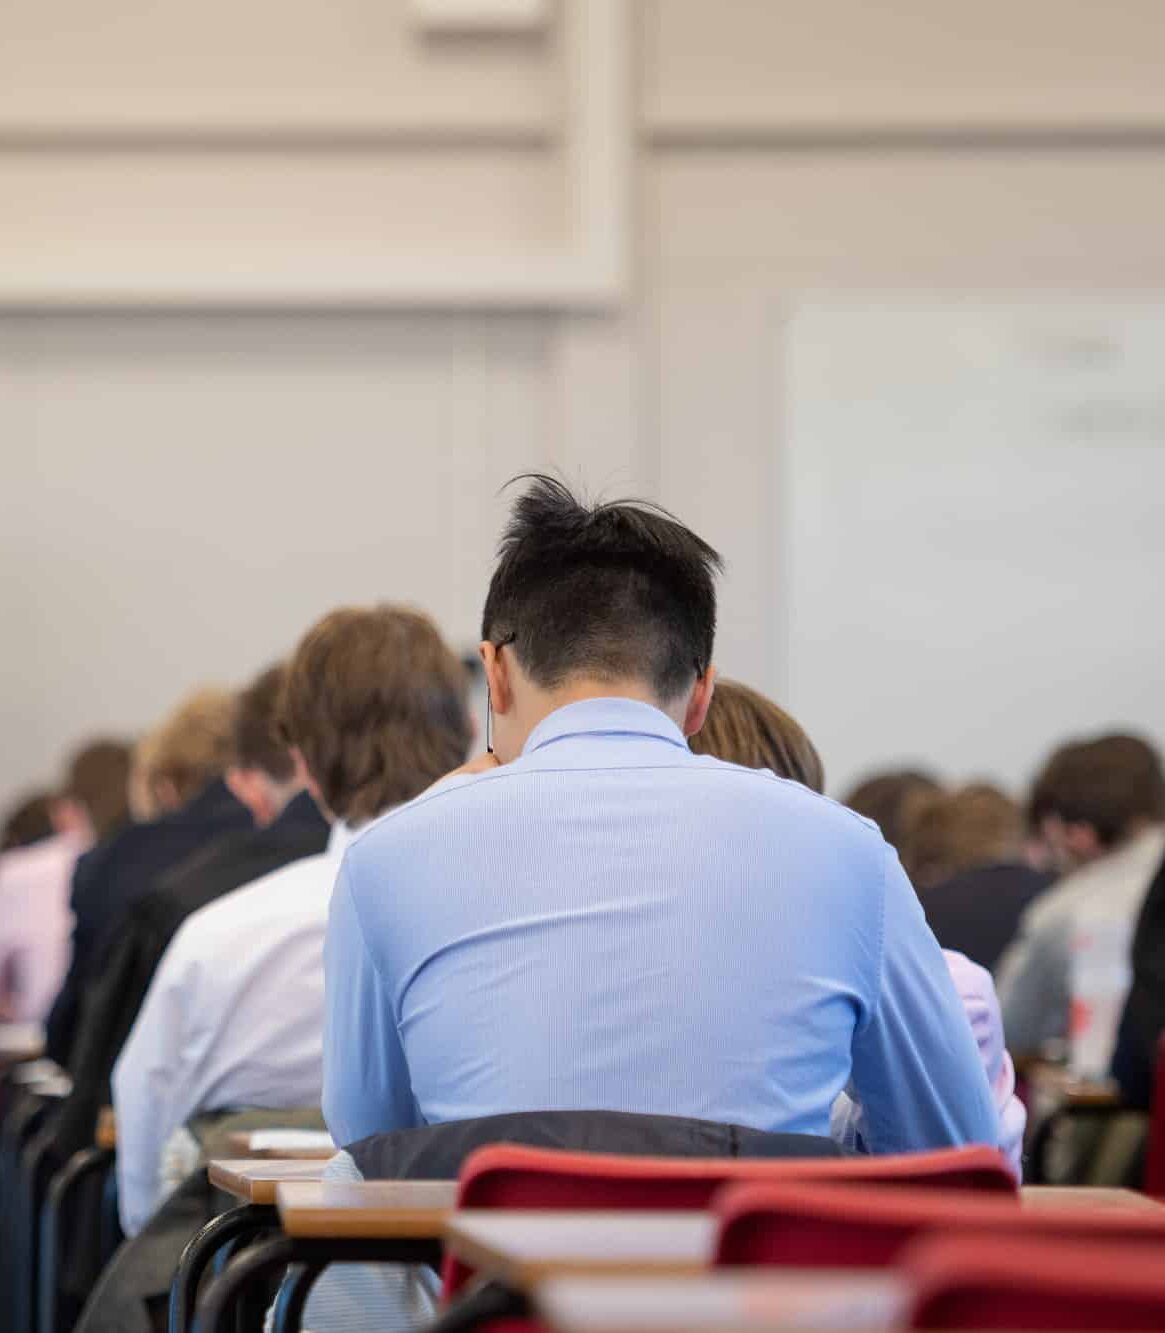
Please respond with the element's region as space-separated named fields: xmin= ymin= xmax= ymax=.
xmin=1112 ymin=850 xmax=1165 ymax=1109
xmin=347 ymin=1109 xmax=843 ymax=1180
xmin=919 ymin=862 xmax=1054 ymax=973
xmin=45 ymin=780 xmax=251 ymax=1065
xmin=46 ymin=792 xmax=329 ymax=1165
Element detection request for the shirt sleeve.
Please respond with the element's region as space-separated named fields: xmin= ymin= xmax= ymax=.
xmin=848 ymin=846 xmax=999 ymax=1155
xmin=322 ymin=858 xmax=419 ymax=1148
xmin=111 ymin=936 xmax=197 ymax=1236
xmin=995 ymin=901 xmax=1071 ymax=1056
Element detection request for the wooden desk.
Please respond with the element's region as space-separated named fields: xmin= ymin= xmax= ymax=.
xmin=224 ymin=1129 xmax=335 ymax=1160
xmin=96 ymin=1106 xmax=117 ymax=1150
xmin=276 ymin=1180 xmax=458 ymax=1239
xmin=1021 ymin=1185 xmax=1163 ymax=1211
xmin=534 ymin=1271 xmax=907 ymax=1333
xmin=208 ymin=1158 xmax=327 ymax=1206
xmin=444 ymin=1211 xmax=715 ymax=1285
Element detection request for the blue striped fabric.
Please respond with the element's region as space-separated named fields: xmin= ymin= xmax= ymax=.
xmin=323 ymin=698 xmax=996 ymax=1156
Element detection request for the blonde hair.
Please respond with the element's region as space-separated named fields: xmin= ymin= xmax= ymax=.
xmin=901 ymin=783 xmax=1024 ymax=888
xmin=689 ymin=679 xmax=825 ymax=793
xmin=135 ymin=687 xmax=236 ymax=813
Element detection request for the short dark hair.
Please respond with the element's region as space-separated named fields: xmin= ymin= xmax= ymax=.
xmin=689 ymin=679 xmax=825 ymax=793
xmin=842 ymin=769 xmax=943 ymax=855
xmin=1028 ymin=733 xmax=1165 ymax=847
xmin=64 ymin=739 xmax=133 ymax=841
xmin=279 ymin=605 xmax=472 ymax=825
xmin=234 ymin=663 xmax=295 ymax=782
xmin=481 ymin=475 xmax=722 ymax=701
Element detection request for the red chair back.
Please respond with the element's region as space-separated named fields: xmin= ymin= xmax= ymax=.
xmin=441 ymin=1143 xmax=1014 ymax=1295
xmin=713 ymin=1180 xmax=1165 ymax=1270
xmin=905 ymin=1232 xmax=1165 ymax=1329
xmin=1145 ymin=1032 xmax=1165 ymax=1196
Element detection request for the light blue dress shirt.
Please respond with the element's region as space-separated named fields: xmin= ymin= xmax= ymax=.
xmin=323 ymin=698 xmax=996 ymax=1154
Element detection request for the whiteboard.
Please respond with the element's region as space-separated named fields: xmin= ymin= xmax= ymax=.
xmin=782 ymin=299 xmax=1165 ymax=797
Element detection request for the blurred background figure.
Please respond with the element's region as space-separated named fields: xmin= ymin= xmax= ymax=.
xmin=44 ymin=688 xmax=247 ymax=1066
xmin=0 ymin=739 xmax=132 ymax=1022
xmin=996 ymin=733 xmax=1165 ymax=1075
xmin=901 ymin=784 xmax=1054 ymax=973
xmin=1 ymin=791 xmax=56 ymax=852
xmin=842 ymin=769 xmax=943 ymax=858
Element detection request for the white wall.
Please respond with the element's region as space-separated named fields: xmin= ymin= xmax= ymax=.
xmin=4 ymin=0 xmax=1165 ymax=805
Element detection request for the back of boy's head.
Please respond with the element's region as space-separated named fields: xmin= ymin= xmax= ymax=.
xmin=233 ymin=663 xmax=295 ymax=782
xmin=63 ymin=739 xmax=134 ymax=841
xmin=842 ymin=769 xmax=943 ymax=855
xmin=1028 ymin=732 xmax=1165 ymax=847
xmin=481 ymin=475 xmax=722 ymax=703
xmin=901 ymin=783 xmax=1024 ymax=888
xmin=140 ymin=688 xmax=236 ymax=812
xmin=279 ymin=604 xmax=472 ymax=825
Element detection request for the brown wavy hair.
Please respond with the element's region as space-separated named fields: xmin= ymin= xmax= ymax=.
xmin=279 ymin=605 xmax=472 ymax=825
xmin=689 ymin=678 xmax=825 ymax=793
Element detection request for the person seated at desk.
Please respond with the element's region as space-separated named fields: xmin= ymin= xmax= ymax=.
xmin=324 ymin=475 xmax=996 ymax=1153
xmin=900 ymin=783 xmax=1053 ymax=974
xmin=52 ymin=663 xmax=330 ymax=1168
xmin=690 ymin=680 xmax=1025 ymax=1179
xmin=293 ymin=483 xmax=998 ymax=1333
xmin=44 ymin=688 xmax=249 ymax=1068
xmin=0 ymin=740 xmax=132 ymax=1022
xmin=996 ymin=733 xmax=1165 ymax=1076
xmin=113 ymin=605 xmax=471 ymax=1235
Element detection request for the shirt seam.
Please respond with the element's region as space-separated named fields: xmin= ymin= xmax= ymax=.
xmin=865 ymin=846 xmax=889 ymax=1036
xmin=348 ymin=762 xmax=876 ymax=854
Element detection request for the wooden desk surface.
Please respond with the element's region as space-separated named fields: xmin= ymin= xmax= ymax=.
xmin=534 ymin=1271 xmax=907 ymax=1333
xmin=276 ymin=1180 xmax=459 ymax=1238
xmin=1020 ymin=1185 xmax=1163 ymax=1211
xmin=96 ymin=1107 xmax=116 ymax=1151
xmin=444 ymin=1212 xmax=715 ymax=1285
xmin=208 ymin=1158 xmax=328 ymax=1205
xmin=224 ymin=1130 xmax=335 ymax=1160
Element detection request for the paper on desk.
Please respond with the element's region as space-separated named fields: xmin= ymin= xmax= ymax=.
xmin=247 ymin=1130 xmax=335 ymax=1152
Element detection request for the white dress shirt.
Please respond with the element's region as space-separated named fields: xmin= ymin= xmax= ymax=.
xmin=112 ymin=822 xmax=354 ymax=1235
xmin=997 ymin=825 xmax=1165 ymax=1073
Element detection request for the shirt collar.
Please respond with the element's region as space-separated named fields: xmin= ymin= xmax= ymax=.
xmin=327 ymin=821 xmax=358 ymax=856
xmin=522 ymin=697 xmax=689 ymax=756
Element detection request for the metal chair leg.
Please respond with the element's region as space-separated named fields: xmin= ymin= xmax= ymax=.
xmin=168 ymin=1204 xmax=275 ymax=1333
xmin=270 ymin=1263 xmax=325 ymax=1333
xmin=39 ymin=1146 xmax=114 ymax=1333
xmin=423 ymin=1281 xmax=530 ymax=1333
xmin=192 ymin=1233 xmax=295 ymax=1333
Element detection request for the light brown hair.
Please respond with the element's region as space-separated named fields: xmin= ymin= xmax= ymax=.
xmin=63 ymin=739 xmax=133 ymax=841
xmin=279 ymin=605 xmax=472 ymax=825
xmin=900 ymin=783 xmax=1025 ymax=889
xmin=139 ymin=688 xmax=236 ymax=810
xmin=689 ymin=679 xmax=825 ymax=793
xmin=233 ymin=663 xmax=295 ymax=781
